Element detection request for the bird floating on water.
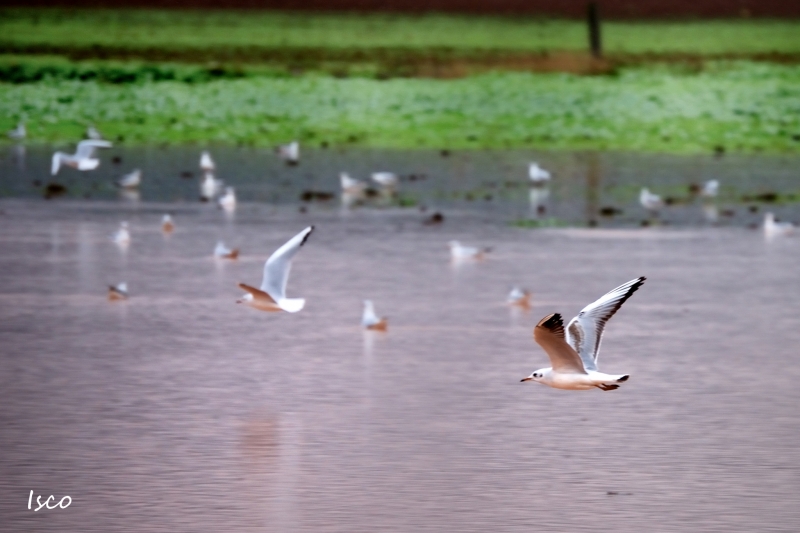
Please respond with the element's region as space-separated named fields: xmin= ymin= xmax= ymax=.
xmin=362 ymin=300 xmax=388 ymax=331
xmin=112 ymin=221 xmax=130 ymax=246
xmin=701 ymin=180 xmax=719 ymax=198
xmin=528 ymin=162 xmax=551 ymax=183
xmin=521 ymin=277 xmax=645 ymax=391
xmin=116 ymin=169 xmax=141 ymax=189
xmin=51 ymin=140 xmax=112 ymax=175
xmin=214 ymin=241 xmax=239 ymax=260
xmin=340 ymin=172 xmax=366 ymax=194
xmin=108 ymin=282 xmax=129 ymax=301
xmin=639 ymin=188 xmax=664 ymax=213
xmin=161 ymin=214 xmax=174 ymax=233
xmin=86 ymin=125 xmax=103 ymax=140
xmin=449 ymin=240 xmax=491 ymax=261
xmin=218 ymin=187 xmax=236 ymax=212
xmin=237 ymin=226 xmax=314 ymax=313
xmin=507 ymin=287 xmax=532 ymax=308
xmin=764 ymin=212 xmax=795 ymax=238
xmin=200 ymin=151 xmax=215 ymax=172
xmin=200 ymin=172 xmax=223 ymax=201
xmin=8 ymin=122 xmax=26 ymax=140
xmin=371 ymin=172 xmax=398 ymax=188
xmin=277 ymin=141 xmax=300 ymax=165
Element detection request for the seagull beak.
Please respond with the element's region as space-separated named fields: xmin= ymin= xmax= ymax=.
xmin=520 ymin=377 xmax=532 ymax=382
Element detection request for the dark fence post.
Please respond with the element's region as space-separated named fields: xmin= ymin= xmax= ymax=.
xmin=587 ymin=2 xmax=602 ymax=58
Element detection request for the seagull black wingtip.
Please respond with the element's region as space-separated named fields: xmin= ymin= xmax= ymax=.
xmin=300 ymin=226 xmax=314 ymax=246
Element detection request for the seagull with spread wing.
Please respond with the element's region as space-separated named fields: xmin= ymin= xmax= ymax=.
xmin=51 ymin=139 xmax=112 ymax=175
xmin=521 ymin=277 xmax=645 ymax=391
xmin=237 ymin=226 xmax=314 ymax=313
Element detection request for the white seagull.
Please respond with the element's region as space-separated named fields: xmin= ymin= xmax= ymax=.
xmin=112 ymin=222 xmax=130 ymax=245
xmin=371 ymin=172 xmax=398 ymax=188
xmin=340 ymin=172 xmax=366 ymax=194
xmin=449 ymin=240 xmax=491 ymax=260
xmin=116 ymin=169 xmax=141 ymax=189
xmin=108 ymin=282 xmax=129 ymax=301
xmin=277 ymin=141 xmax=300 ymax=165
xmin=214 ymin=241 xmax=239 ymax=259
xmin=521 ymin=277 xmax=645 ymax=391
xmin=200 ymin=172 xmax=223 ymax=201
xmin=51 ymin=139 xmax=112 ymax=175
xmin=528 ymin=162 xmax=551 ymax=183
xmin=701 ymin=180 xmax=719 ymax=198
xmin=161 ymin=214 xmax=174 ymax=233
xmin=8 ymin=122 xmax=26 ymax=140
xmin=507 ymin=287 xmax=532 ymax=308
xmin=362 ymin=300 xmax=388 ymax=331
xmin=200 ymin=151 xmax=215 ymax=172
xmin=639 ymin=188 xmax=664 ymax=213
xmin=764 ymin=212 xmax=794 ymax=238
xmin=218 ymin=186 xmax=236 ymax=212
xmin=237 ymin=226 xmax=314 ymax=313
xmin=86 ymin=125 xmax=103 ymax=140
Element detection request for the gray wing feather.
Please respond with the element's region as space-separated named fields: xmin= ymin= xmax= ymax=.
xmin=566 ymin=277 xmax=645 ymax=371
xmin=260 ymin=226 xmax=314 ymax=300
xmin=76 ymin=140 xmax=112 ymax=158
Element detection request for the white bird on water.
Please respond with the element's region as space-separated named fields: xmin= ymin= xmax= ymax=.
xmin=112 ymin=222 xmax=130 ymax=245
xmin=449 ymin=240 xmax=491 ymax=260
xmin=371 ymin=172 xmax=398 ymax=188
xmin=86 ymin=125 xmax=103 ymax=140
xmin=639 ymin=188 xmax=664 ymax=213
xmin=116 ymin=169 xmax=141 ymax=189
xmin=108 ymin=282 xmax=129 ymax=301
xmin=8 ymin=122 xmax=26 ymax=140
xmin=362 ymin=300 xmax=388 ymax=330
xmin=701 ymin=179 xmax=719 ymax=198
xmin=161 ymin=214 xmax=174 ymax=233
xmin=528 ymin=162 xmax=551 ymax=183
xmin=277 ymin=141 xmax=300 ymax=165
xmin=237 ymin=226 xmax=314 ymax=313
xmin=764 ymin=212 xmax=794 ymax=238
xmin=51 ymin=139 xmax=112 ymax=175
xmin=200 ymin=172 xmax=223 ymax=201
xmin=507 ymin=287 xmax=532 ymax=308
xmin=218 ymin=186 xmax=236 ymax=212
xmin=200 ymin=151 xmax=215 ymax=172
xmin=340 ymin=172 xmax=366 ymax=194
xmin=521 ymin=277 xmax=645 ymax=391
xmin=214 ymin=241 xmax=239 ymax=259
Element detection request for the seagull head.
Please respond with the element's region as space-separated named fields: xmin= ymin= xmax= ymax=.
xmin=237 ymin=293 xmax=254 ymax=304
xmin=520 ymin=368 xmax=549 ymax=383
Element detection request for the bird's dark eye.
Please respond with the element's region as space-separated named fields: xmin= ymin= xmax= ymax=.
xmin=533 ymin=373 xmax=539 ymax=378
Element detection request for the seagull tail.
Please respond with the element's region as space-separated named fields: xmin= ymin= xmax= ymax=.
xmin=278 ymin=298 xmax=305 ymax=313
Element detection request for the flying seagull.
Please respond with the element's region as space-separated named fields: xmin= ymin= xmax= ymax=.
xmin=51 ymin=140 xmax=112 ymax=175
xmin=521 ymin=277 xmax=645 ymax=391
xmin=237 ymin=226 xmax=314 ymax=313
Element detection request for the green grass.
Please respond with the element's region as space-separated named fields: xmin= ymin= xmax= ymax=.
xmin=3 ymin=62 xmax=799 ymax=153
xmin=1 ymin=9 xmax=799 ymax=56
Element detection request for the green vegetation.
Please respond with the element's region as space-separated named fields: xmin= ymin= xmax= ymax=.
xmin=3 ymin=62 xmax=798 ymax=152
xmin=2 ymin=10 xmax=799 ymax=55
xmin=2 ymin=10 xmax=799 ymax=152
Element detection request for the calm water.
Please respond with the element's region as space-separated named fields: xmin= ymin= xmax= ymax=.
xmin=1 ymin=192 xmax=799 ymax=532
xmin=2 ymin=144 xmax=800 ymax=227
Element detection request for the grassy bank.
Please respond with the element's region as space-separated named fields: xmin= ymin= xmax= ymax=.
xmin=4 ymin=62 xmax=799 ymax=153
xmin=3 ymin=10 xmax=800 ymax=55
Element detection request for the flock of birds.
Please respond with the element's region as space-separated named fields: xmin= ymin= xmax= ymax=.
xmin=99 ymin=148 xmax=649 ymax=392
xmin=9 ymin=124 xmax=797 ymax=390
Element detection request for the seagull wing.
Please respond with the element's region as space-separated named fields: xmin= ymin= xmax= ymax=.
xmin=76 ymin=139 xmax=112 ymax=159
xmin=260 ymin=226 xmax=314 ymax=301
xmin=238 ymin=283 xmax=276 ymax=303
xmin=533 ymin=313 xmax=587 ymax=374
xmin=566 ymin=277 xmax=645 ymax=371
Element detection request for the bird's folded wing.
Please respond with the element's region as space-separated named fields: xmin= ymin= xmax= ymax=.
xmin=566 ymin=276 xmax=645 ymax=371
xmin=238 ymin=283 xmax=276 ymax=303
xmin=534 ymin=313 xmax=587 ymax=374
